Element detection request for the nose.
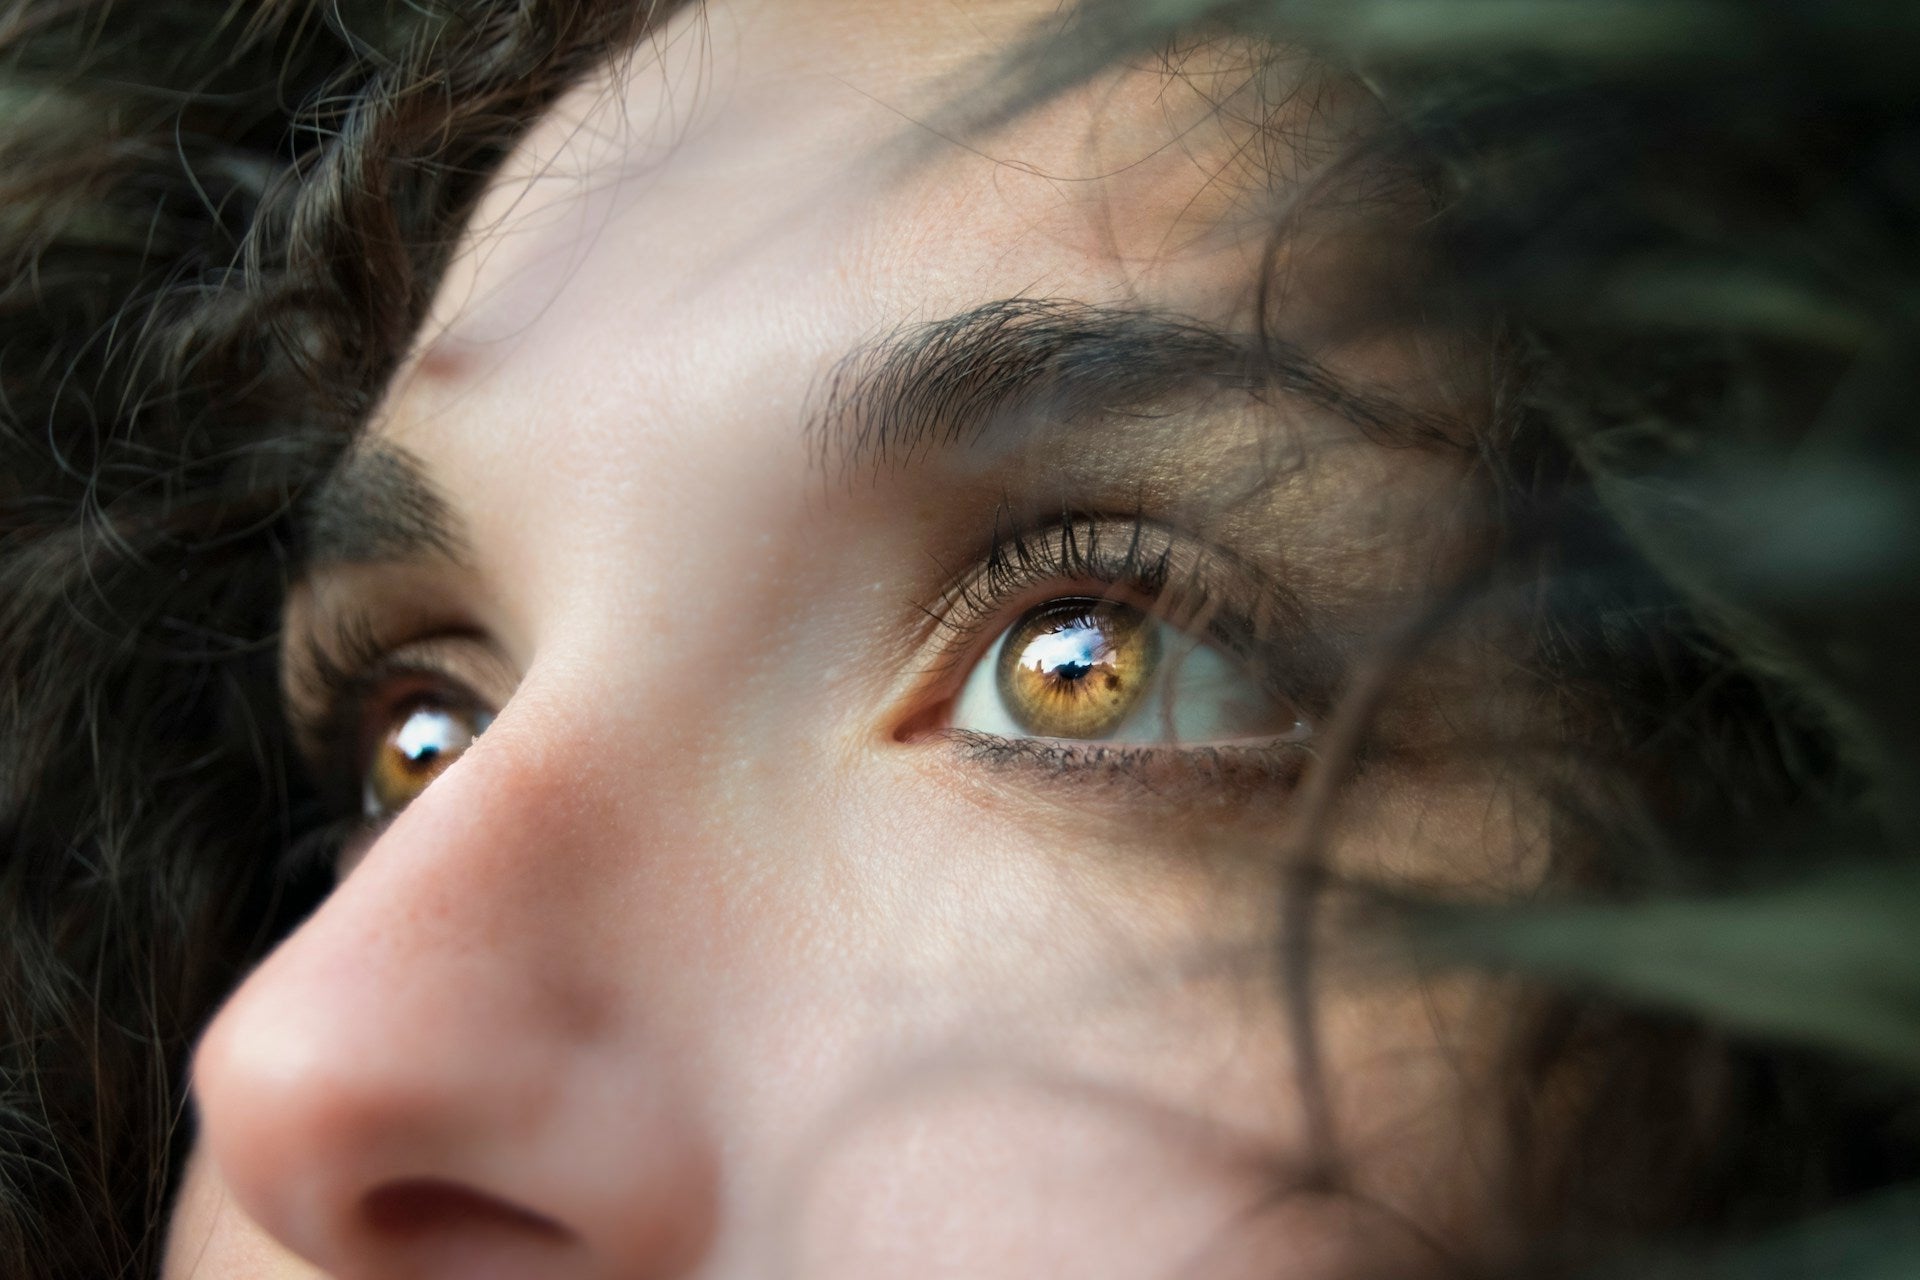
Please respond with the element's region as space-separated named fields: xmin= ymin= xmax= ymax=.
xmin=189 ymin=716 xmax=720 ymax=1280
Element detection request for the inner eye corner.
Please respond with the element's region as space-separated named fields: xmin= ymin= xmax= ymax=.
xmin=888 ymin=693 xmax=957 ymax=746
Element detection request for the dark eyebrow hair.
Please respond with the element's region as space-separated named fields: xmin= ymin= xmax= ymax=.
xmin=298 ymin=300 xmax=1441 ymax=572
xmin=297 ymin=442 xmax=469 ymax=569
xmin=809 ymin=297 xmax=1449 ymax=480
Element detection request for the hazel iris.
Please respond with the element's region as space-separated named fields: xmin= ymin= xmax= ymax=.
xmin=996 ymin=598 xmax=1160 ymax=739
xmin=363 ymin=700 xmax=492 ymax=820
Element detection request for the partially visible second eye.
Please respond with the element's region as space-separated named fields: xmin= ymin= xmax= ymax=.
xmin=362 ymin=697 xmax=495 ymax=821
xmin=949 ymin=597 xmax=1307 ymax=745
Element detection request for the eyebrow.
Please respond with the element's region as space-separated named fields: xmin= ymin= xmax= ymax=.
xmin=810 ymin=297 xmax=1449 ymax=481
xmin=297 ymin=297 xmax=1447 ymax=571
xmin=298 ymin=442 xmax=468 ymax=569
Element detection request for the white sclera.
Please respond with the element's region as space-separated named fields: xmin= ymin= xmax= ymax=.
xmin=949 ymin=612 xmax=1304 ymax=744
xmin=362 ymin=702 xmax=495 ymax=820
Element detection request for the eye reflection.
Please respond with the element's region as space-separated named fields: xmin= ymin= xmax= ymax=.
xmin=998 ymin=600 xmax=1159 ymax=738
xmin=951 ymin=596 xmax=1307 ymax=745
xmin=363 ymin=699 xmax=493 ymax=821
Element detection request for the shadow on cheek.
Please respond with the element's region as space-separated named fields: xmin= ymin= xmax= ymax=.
xmin=778 ymin=1069 xmax=1447 ymax=1280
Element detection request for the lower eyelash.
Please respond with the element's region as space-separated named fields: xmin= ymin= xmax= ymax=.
xmin=942 ymin=728 xmax=1314 ymax=798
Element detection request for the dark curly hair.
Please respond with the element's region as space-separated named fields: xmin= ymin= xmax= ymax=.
xmin=3 ymin=1 xmax=1917 ymax=1277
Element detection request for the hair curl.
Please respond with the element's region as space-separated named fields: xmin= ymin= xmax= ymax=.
xmin=2 ymin=2 xmax=1916 ymax=1277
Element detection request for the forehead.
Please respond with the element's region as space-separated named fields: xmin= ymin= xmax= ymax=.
xmin=357 ymin=0 xmax=1469 ymax=635
xmin=410 ymin=2 xmax=1323 ymax=376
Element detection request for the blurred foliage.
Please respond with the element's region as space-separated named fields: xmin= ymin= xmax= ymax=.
xmin=1007 ymin=1 xmax=1920 ymax=1274
xmin=1620 ymin=1183 xmax=1920 ymax=1280
xmin=3 ymin=0 xmax=1917 ymax=1273
xmin=1421 ymin=868 xmax=1920 ymax=1076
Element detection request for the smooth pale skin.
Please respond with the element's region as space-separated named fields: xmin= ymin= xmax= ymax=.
xmin=165 ymin=2 xmax=1537 ymax=1278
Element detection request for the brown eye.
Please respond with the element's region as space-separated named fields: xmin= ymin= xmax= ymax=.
xmin=950 ymin=592 xmax=1304 ymax=747
xmin=363 ymin=698 xmax=493 ymax=820
xmin=994 ymin=598 xmax=1161 ymax=739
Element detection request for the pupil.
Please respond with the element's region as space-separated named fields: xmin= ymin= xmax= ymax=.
xmin=395 ymin=708 xmax=459 ymax=770
xmin=1024 ymin=619 xmax=1107 ymax=687
xmin=994 ymin=598 xmax=1158 ymax=741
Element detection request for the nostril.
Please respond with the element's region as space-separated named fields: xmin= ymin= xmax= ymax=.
xmin=362 ymin=1178 xmax=571 ymax=1243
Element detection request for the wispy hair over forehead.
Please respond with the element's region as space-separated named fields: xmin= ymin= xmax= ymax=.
xmin=2 ymin=1 xmax=1919 ymax=1277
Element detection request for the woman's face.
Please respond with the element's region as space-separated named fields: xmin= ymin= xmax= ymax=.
xmin=165 ymin=2 xmax=1528 ymax=1277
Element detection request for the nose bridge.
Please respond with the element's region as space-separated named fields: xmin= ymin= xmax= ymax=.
xmin=190 ymin=702 xmax=721 ymax=1279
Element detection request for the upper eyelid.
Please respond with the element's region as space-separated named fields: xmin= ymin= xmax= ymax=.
xmin=281 ymin=609 xmax=508 ymax=768
xmin=283 ymin=515 xmax=1327 ymax=753
xmin=932 ymin=514 xmax=1185 ymax=636
xmin=923 ymin=512 xmax=1332 ymax=706
xmin=280 ymin=551 xmax=502 ymax=711
xmin=282 ymin=604 xmax=430 ymax=735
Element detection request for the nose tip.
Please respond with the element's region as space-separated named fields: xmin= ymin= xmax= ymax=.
xmin=191 ymin=940 xmax=720 ymax=1280
xmin=187 ymin=806 xmax=721 ymax=1279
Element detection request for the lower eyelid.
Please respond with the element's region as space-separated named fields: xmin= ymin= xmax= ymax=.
xmin=937 ymin=727 xmax=1314 ymax=800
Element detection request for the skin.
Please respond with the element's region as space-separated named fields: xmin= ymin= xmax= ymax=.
xmin=165 ymin=2 xmax=1537 ymax=1278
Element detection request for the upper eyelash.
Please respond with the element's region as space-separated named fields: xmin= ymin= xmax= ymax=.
xmin=286 ymin=513 xmax=1317 ymax=803
xmin=283 ymin=609 xmax=482 ymax=807
xmin=925 ymin=506 xmax=1310 ymax=699
xmin=935 ymin=508 xmax=1195 ymax=645
xmin=285 ymin=609 xmax=396 ymax=769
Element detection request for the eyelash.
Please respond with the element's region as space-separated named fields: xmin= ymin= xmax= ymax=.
xmin=282 ymin=510 xmax=1316 ymax=835
xmin=949 ymin=730 xmax=1313 ymax=788
xmin=916 ymin=507 xmax=1322 ymax=781
xmin=929 ymin=509 xmax=1299 ymax=681
xmin=286 ymin=611 xmax=485 ymax=818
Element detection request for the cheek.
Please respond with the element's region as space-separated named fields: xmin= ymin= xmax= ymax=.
xmin=787 ymin=1081 xmax=1440 ymax=1280
xmin=795 ymin=1086 xmax=1276 ymax=1280
xmin=730 ymin=799 xmax=1503 ymax=1274
xmin=164 ymin=1148 xmax=322 ymax=1280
